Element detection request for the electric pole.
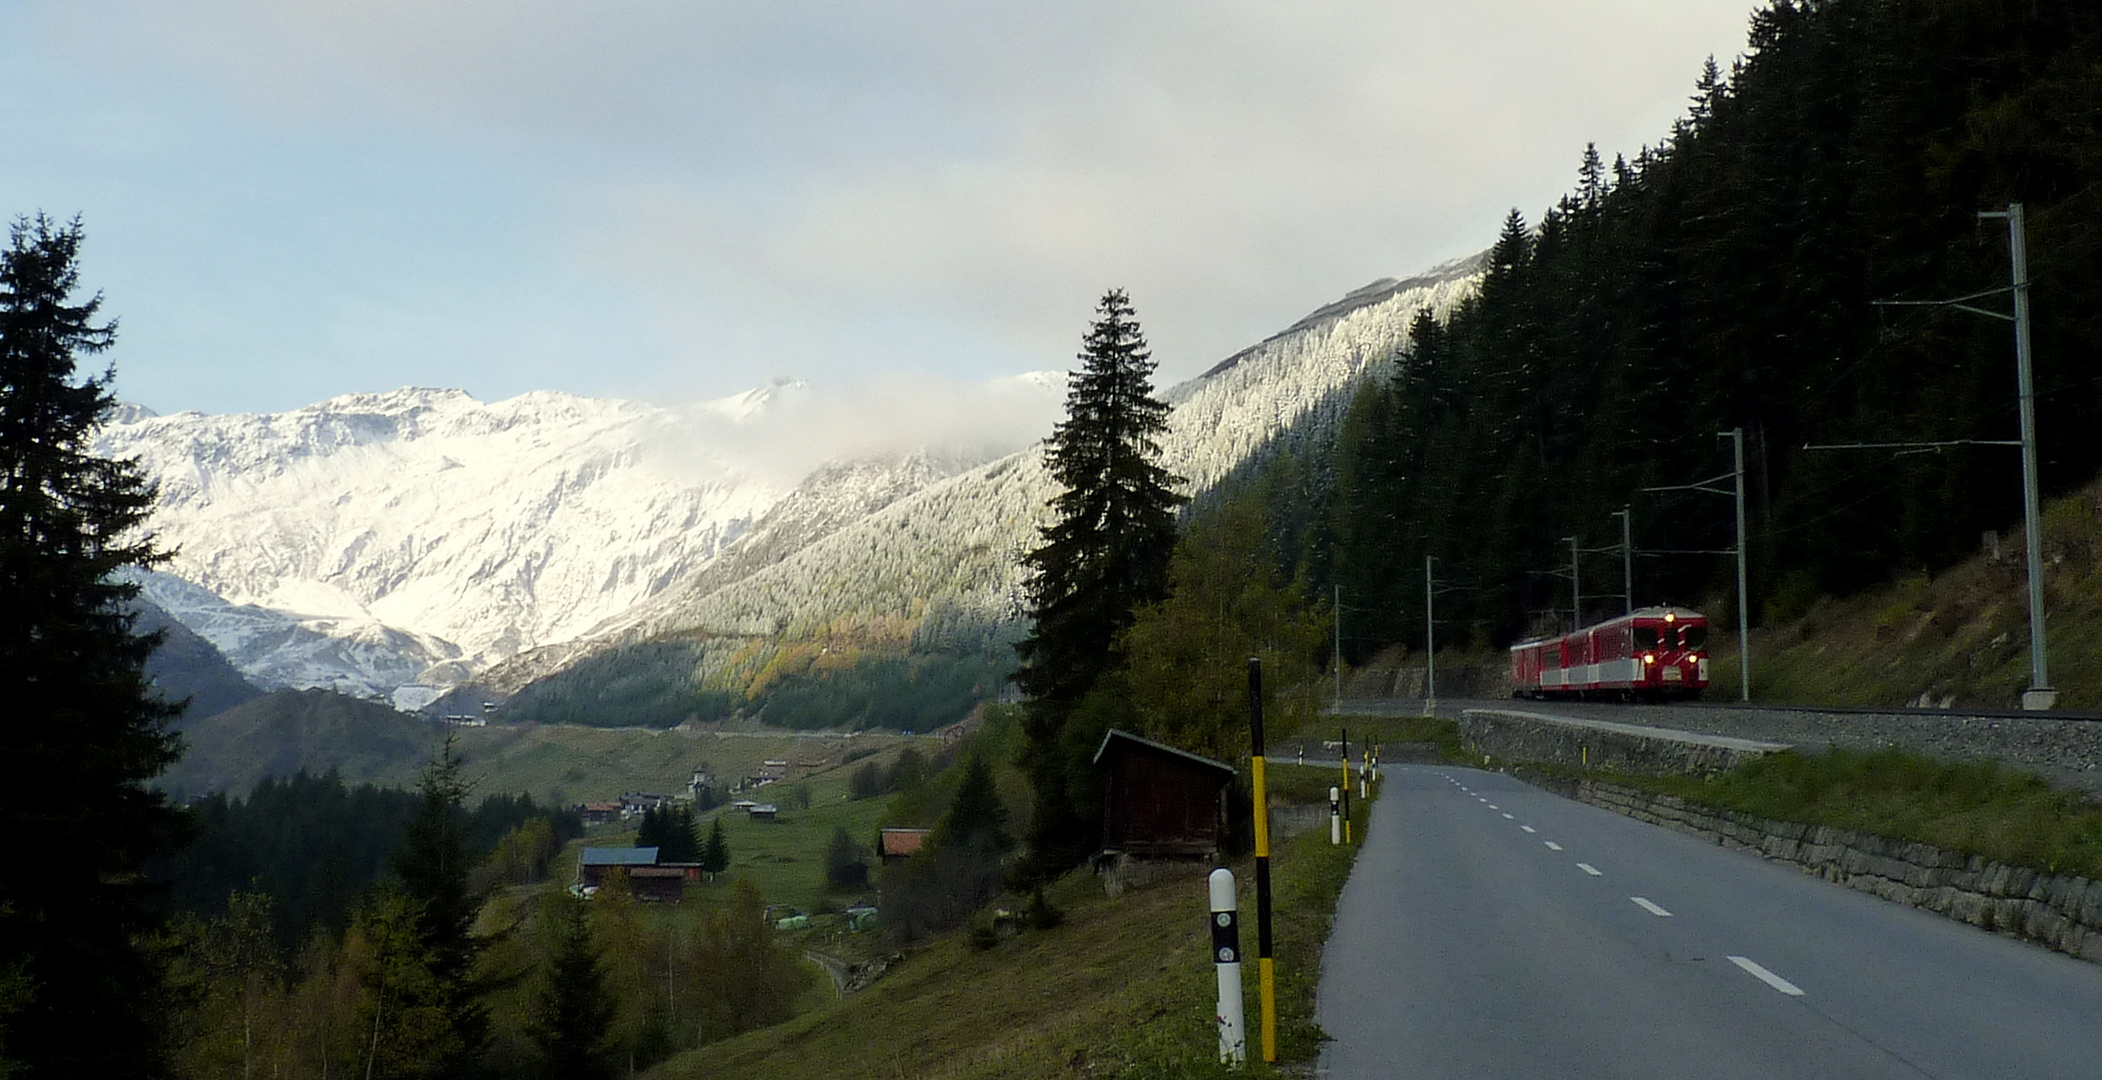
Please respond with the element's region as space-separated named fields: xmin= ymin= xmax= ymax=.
xmin=1982 ymin=204 xmax=2055 ymax=710
xmin=1614 ymin=506 xmax=1633 ymax=616
xmin=1424 ymin=555 xmax=1436 ymax=715
xmin=1333 ymin=583 xmax=1343 ymax=711
xmin=1724 ymin=427 xmax=1750 ymax=703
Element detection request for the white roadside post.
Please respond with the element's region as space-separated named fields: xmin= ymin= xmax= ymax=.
xmin=1329 ymin=786 xmax=1342 ymax=846
xmin=1209 ymin=868 xmax=1247 ymax=1065
xmin=1359 ymin=750 xmax=1369 ymax=801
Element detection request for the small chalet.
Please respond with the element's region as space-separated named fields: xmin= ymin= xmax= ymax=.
xmin=619 ymin=792 xmax=673 ymax=821
xmin=578 ymin=801 xmax=621 ymax=826
xmin=875 ymin=827 xmax=929 ymax=865
xmin=747 ymin=803 xmax=779 ymax=822
xmin=577 ymin=846 xmax=700 ymax=903
xmin=579 ymin=846 xmax=659 ymax=888
xmin=1092 ymin=729 xmax=1234 ymax=859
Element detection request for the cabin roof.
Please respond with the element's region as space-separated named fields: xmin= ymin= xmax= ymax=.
xmin=1090 ymin=728 xmax=1235 ymax=777
xmin=580 ymin=846 xmax=659 ymax=867
xmin=877 ymin=827 xmax=929 ymax=856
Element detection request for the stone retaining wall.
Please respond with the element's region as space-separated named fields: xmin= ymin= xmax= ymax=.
xmin=1541 ymin=775 xmax=2102 ymax=965
xmin=1461 ymin=708 xmax=1788 ymax=776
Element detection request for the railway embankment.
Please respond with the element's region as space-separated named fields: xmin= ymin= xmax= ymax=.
xmin=1532 ymin=774 xmax=2102 ymax=966
xmin=1459 ymin=707 xmax=1788 ymax=776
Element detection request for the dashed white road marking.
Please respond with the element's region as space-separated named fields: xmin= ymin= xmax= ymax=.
xmin=1501 ymin=813 xmax=1515 ymax=820
xmin=1630 ymin=897 xmax=1673 ymax=917
xmin=1728 ymin=956 xmax=1805 ymax=996
xmin=1521 ymin=825 xmax=1537 ymax=833
xmin=1487 ymin=804 xmax=1500 ymax=810
xmin=1544 ymin=841 xmax=1563 ymax=851
xmin=1577 ymin=863 xmax=1603 ymax=876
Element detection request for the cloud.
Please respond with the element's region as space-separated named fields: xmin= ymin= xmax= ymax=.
xmin=642 ymin=371 xmax=1067 ymax=490
xmin=20 ymin=1 xmax=1759 ymax=409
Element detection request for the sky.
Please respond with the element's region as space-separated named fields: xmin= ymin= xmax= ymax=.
xmin=1 ymin=1 xmax=1760 ymax=418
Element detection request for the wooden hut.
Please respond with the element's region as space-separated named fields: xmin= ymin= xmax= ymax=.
xmin=1092 ymin=729 xmax=1234 ymax=859
xmin=876 ymin=827 xmax=929 ymax=865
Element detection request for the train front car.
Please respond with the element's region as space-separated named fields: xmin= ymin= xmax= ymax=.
xmin=1508 ymin=606 xmax=1710 ymax=701
xmin=1627 ymin=607 xmax=1710 ymax=700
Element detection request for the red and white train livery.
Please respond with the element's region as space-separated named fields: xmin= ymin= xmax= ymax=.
xmin=1509 ymin=606 xmax=1710 ymax=701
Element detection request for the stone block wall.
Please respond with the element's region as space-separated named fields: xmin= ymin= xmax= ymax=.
xmin=1460 ymin=708 xmax=1786 ymax=776
xmin=1549 ymin=776 xmax=2102 ymax=965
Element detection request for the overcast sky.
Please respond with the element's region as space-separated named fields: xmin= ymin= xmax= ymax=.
xmin=1 ymin=1 xmax=1758 ymax=417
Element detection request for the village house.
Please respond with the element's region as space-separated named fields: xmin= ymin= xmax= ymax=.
xmin=1092 ymin=729 xmax=1234 ymax=860
xmin=578 ymin=801 xmax=621 ymax=826
xmin=619 ymin=792 xmax=673 ymax=821
xmin=577 ymin=846 xmax=701 ymax=903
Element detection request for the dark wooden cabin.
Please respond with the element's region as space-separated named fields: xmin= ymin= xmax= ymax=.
xmin=1093 ymin=729 xmax=1234 ymax=859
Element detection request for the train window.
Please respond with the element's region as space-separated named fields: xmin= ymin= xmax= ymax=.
xmin=1633 ymin=627 xmax=1660 ymax=648
xmin=1680 ymin=626 xmax=1707 ymax=649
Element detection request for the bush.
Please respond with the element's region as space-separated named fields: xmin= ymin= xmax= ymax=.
xmin=1024 ymin=887 xmax=1064 ymax=931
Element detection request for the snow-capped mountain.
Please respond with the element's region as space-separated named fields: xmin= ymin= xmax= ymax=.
xmin=106 ymin=255 xmax=1477 ymax=711
xmin=99 ymin=377 xmax=1056 ymax=706
xmin=522 ymin=255 xmax=1483 ymax=668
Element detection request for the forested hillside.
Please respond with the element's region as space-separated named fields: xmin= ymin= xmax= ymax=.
xmin=1312 ymin=0 xmax=2102 ymax=657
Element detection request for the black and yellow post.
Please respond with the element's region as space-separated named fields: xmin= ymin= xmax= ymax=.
xmin=1340 ymin=726 xmax=1353 ymax=844
xmin=1246 ymin=657 xmax=1277 ymax=1063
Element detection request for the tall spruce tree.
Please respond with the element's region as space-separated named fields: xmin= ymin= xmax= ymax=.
xmin=1013 ymin=289 xmax=1184 ymax=870
xmin=0 ymin=215 xmax=184 ymax=1078
xmin=392 ymin=738 xmax=487 ymax=1072
xmin=700 ymin=818 xmax=730 ymax=876
xmin=527 ymin=894 xmax=616 ymax=1080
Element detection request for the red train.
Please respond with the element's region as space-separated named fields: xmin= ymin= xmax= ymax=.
xmin=1509 ymin=606 xmax=1711 ymax=701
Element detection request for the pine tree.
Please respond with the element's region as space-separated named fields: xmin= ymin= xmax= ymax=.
xmin=527 ymin=894 xmax=616 ymax=1080
xmin=935 ymin=756 xmax=1010 ymax=854
xmin=700 ymin=819 xmax=729 ymax=876
xmin=634 ymin=804 xmax=665 ymax=851
xmin=0 ymin=215 xmax=184 ymax=1079
xmin=660 ymin=804 xmax=701 ymax=863
xmin=1013 ymin=289 xmax=1184 ymax=872
xmin=391 ymin=738 xmax=486 ymax=1071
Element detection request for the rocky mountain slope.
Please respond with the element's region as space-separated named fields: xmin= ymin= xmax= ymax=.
xmin=99 ymin=380 xmax=1046 ymax=706
xmin=110 ymin=257 xmax=1479 ymax=712
xmin=474 ymin=256 xmax=1484 ymax=704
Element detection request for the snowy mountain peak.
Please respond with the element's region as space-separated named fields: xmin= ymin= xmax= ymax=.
xmin=105 ymin=374 xmax=1061 ymax=704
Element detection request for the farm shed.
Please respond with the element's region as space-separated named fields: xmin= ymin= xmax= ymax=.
xmin=1092 ymin=729 xmax=1234 ymax=859
xmin=876 ymin=827 xmax=929 ymax=864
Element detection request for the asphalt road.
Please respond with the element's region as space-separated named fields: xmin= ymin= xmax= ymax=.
xmin=1316 ymin=765 xmax=2102 ymax=1079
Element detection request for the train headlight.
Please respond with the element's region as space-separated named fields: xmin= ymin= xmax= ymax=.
xmin=1643 ymin=653 xmax=1656 ymax=665
xmin=1663 ymin=612 xmax=1676 ymax=623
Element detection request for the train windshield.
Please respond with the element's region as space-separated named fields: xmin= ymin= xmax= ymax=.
xmin=1680 ymin=625 xmax=1707 ymax=650
xmin=1633 ymin=627 xmax=1660 ymax=648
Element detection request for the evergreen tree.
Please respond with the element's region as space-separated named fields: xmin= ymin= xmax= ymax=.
xmin=0 ymin=215 xmax=184 ymax=1079
xmin=699 ymin=819 xmax=729 ymax=876
xmin=663 ymin=804 xmax=701 ymax=863
xmin=1013 ymin=289 xmax=1185 ymax=871
xmin=391 ymin=738 xmax=486 ymax=1071
xmin=527 ymin=894 xmax=616 ymax=1080
xmin=822 ymin=827 xmax=869 ymax=891
xmin=634 ymin=805 xmax=665 ymax=850
xmin=346 ymin=886 xmax=458 ymax=1080
xmin=935 ymin=756 xmax=1010 ymax=854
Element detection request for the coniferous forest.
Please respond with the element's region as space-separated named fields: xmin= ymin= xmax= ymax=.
xmin=1312 ymin=0 xmax=2102 ymax=653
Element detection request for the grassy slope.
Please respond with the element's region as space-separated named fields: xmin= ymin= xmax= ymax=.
xmin=165 ymin=686 xmax=933 ymax=806
xmin=1536 ymin=746 xmax=2102 ymax=880
xmin=1726 ymin=473 xmax=2102 ymax=710
xmin=649 ymin=767 xmax=1367 ymax=1080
